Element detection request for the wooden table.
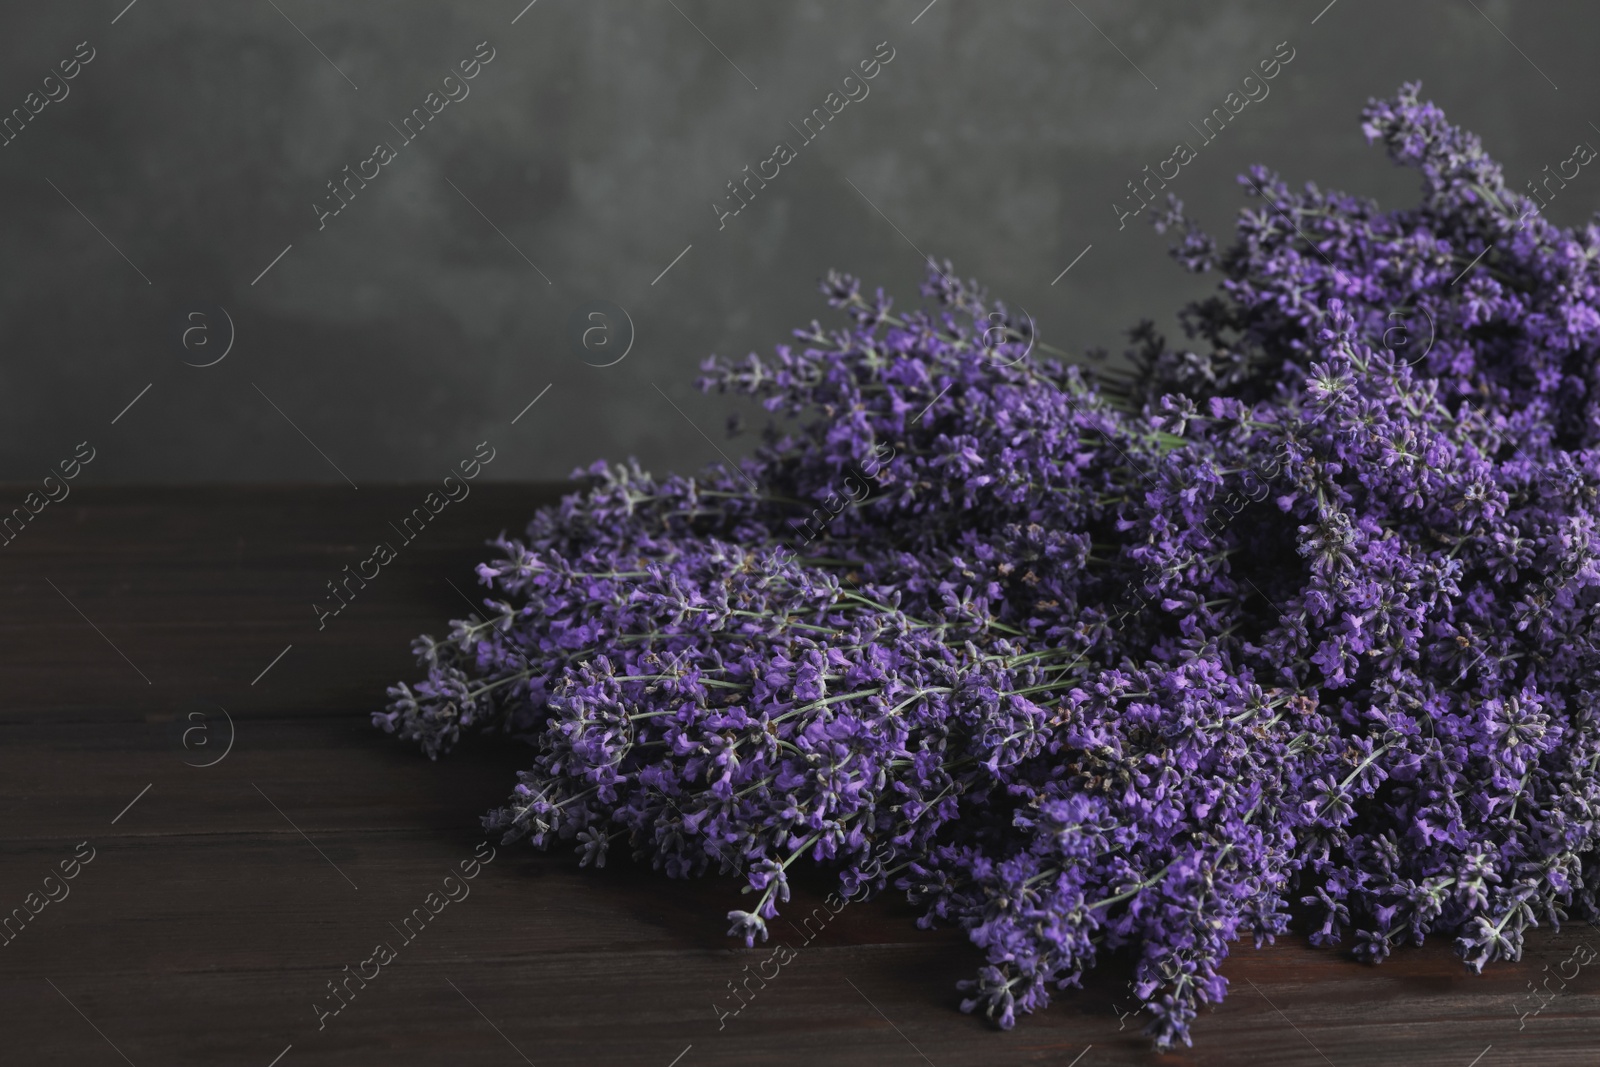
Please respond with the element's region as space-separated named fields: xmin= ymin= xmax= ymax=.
xmin=2 ymin=486 xmax=1595 ymax=1066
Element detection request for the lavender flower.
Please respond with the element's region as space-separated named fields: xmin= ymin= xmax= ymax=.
xmin=380 ymin=84 xmax=1600 ymax=1049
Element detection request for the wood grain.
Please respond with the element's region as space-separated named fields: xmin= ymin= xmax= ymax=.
xmin=0 ymin=486 xmax=1595 ymax=1066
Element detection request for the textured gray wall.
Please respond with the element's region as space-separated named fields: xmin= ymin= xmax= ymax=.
xmin=3 ymin=1 xmax=1597 ymax=483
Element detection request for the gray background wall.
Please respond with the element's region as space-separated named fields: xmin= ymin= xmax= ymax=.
xmin=2 ymin=0 xmax=1596 ymax=484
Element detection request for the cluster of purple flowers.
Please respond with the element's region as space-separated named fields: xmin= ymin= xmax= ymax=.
xmin=378 ymin=84 xmax=1600 ymax=1049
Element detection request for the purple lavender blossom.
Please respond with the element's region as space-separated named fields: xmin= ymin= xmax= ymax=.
xmin=379 ymin=84 xmax=1600 ymax=1049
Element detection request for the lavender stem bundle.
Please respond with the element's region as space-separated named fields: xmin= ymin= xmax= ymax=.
xmin=379 ymin=84 xmax=1600 ymax=1049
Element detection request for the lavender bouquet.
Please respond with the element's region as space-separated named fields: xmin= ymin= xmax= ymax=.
xmin=378 ymin=84 xmax=1600 ymax=1049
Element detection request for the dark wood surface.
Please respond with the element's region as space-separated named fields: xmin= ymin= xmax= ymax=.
xmin=2 ymin=485 xmax=1596 ymax=1066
